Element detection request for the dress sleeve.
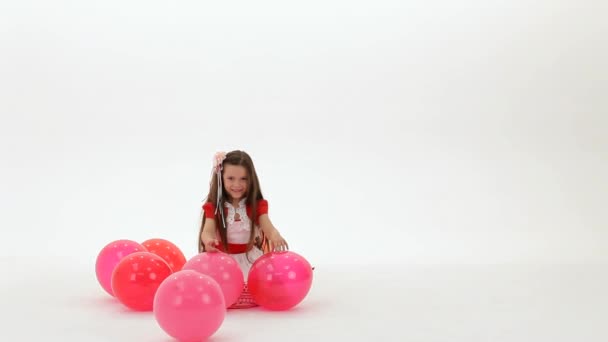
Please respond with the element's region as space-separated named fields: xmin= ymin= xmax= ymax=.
xmin=202 ymin=202 xmax=216 ymax=219
xmin=257 ymin=199 xmax=269 ymax=216
xmin=247 ymin=199 xmax=269 ymax=225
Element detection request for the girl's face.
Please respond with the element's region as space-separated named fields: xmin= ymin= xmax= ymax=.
xmin=222 ymin=164 xmax=249 ymax=201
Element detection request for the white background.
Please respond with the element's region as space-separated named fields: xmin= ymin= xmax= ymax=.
xmin=2 ymin=0 xmax=606 ymax=265
xmin=1 ymin=1 xmax=607 ymax=341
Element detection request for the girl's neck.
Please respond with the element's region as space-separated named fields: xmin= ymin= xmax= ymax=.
xmin=229 ymin=198 xmax=244 ymax=208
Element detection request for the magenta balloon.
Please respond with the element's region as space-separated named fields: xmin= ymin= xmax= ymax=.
xmin=247 ymin=251 xmax=313 ymax=310
xmin=182 ymin=252 xmax=244 ymax=308
xmin=154 ymin=270 xmax=225 ymax=341
xmin=95 ymin=239 xmax=147 ymax=296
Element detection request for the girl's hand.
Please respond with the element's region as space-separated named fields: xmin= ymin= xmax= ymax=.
xmin=202 ymin=235 xmax=220 ymax=252
xmin=267 ymin=230 xmax=289 ymax=252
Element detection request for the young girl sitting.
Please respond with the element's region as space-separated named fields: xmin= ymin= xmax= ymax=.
xmin=198 ymin=150 xmax=289 ymax=308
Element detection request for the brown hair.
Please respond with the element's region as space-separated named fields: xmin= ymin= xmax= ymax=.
xmin=198 ymin=150 xmax=265 ymax=254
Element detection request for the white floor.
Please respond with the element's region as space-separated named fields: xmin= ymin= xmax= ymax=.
xmin=1 ymin=258 xmax=607 ymax=341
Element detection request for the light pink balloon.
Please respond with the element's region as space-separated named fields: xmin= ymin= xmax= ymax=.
xmin=95 ymin=239 xmax=147 ymax=296
xmin=248 ymin=251 xmax=313 ymax=311
xmin=154 ymin=270 xmax=225 ymax=342
xmin=182 ymin=252 xmax=244 ymax=308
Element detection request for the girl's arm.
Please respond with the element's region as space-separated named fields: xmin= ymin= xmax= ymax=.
xmin=201 ymin=217 xmax=220 ymax=252
xmin=258 ymin=214 xmax=288 ymax=251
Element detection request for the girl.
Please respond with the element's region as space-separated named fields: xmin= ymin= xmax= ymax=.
xmin=198 ymin=150 xmax=289 ymax=308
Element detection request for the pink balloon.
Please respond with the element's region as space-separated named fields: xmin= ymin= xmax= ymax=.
xmin=247 ymin=251 xmax=313 ymax=311
xmin=95 ymin=239 xmax=147 ymax=296
xmin=182 ymin=252 xmax=244 ymax=308
xmin=154 ymin=270 xmax=225 ymax=342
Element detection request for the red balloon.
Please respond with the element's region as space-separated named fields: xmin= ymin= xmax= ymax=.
xmin=142 ymin=238 xmax=187 ymax=272
xmin=247 ymin=251 xmax=313 ymax=311
xmin=111 ymin=251 xmax=172 ymax=311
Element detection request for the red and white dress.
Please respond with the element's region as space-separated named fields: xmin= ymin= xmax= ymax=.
xmin=202 ymin=198 xmax=269 ymax=308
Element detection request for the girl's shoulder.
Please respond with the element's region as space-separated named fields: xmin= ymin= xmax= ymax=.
xmin=246 ymin=199 xmax=269 ymax=218
xmin=202 ymin=201 xmax=216 ymax=218
xmin=256 ymin=198 xmax=268 ymax=208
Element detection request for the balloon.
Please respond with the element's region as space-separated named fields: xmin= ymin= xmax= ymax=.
xmin=95 ymin=239 xmax=147 ymax=296
xmin=154 ymin=270 xmax=225 ymax=342
xmin=248 ymin=251 xmax=313 ymax=310
xmin=111 ymin=251 xmax=172 ymax=311
xmin=182 ymin=252 xmax=244 ymax=308
xmin=141 ymin=238 xmax=187 ymax=272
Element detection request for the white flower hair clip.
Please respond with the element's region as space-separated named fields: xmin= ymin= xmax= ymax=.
xmin=213 ymin=151 xmax=227 ymax=174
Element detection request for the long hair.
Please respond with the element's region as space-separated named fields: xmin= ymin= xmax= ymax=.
xmin=198 ymin=150 xmax=265 ymax=254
